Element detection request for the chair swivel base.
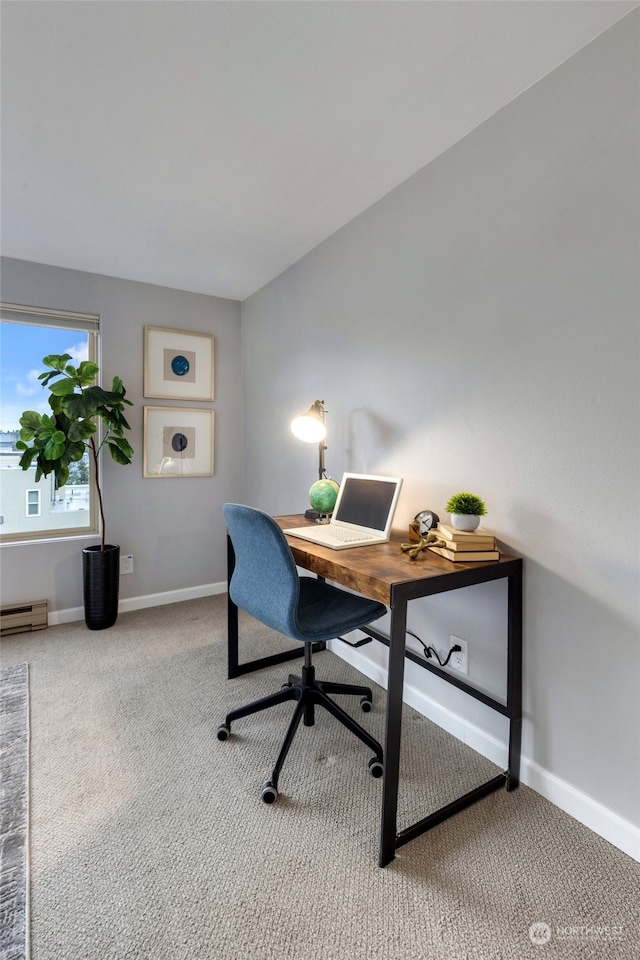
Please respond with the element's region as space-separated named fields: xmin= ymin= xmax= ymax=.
xmin=217 ymin=660 xmax=383 ymax=803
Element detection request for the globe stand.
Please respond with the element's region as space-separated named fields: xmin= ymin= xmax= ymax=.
xmin=304 ymin=508 xmax=332 ymax=523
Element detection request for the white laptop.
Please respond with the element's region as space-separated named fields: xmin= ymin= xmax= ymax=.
xmin=283 ymin=473 xmax=403 ymax=550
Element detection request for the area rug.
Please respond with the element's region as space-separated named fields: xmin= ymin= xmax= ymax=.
xmin=0 ymin=662 xmax=30 ymax=960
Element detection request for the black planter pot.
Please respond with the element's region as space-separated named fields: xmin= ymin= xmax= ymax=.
xmin=82 ymin=544 xmax=120 ymax=630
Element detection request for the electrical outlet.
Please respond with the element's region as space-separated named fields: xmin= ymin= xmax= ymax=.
xmin=449 ymin=635 xmax=468 ymax=674
xmin=120 ymin=554 xmax=133 ymax=575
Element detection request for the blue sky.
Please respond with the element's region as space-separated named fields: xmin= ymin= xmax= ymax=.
xmin=0 ymin=323 xmax=89 ymax=431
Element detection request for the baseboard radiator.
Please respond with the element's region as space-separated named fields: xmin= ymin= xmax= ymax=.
xmin=0 ymin=599 xmax=48 ymax=636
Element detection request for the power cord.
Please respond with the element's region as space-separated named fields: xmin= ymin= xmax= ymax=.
xmin=406 ymin=629 xmax=461 ymax=668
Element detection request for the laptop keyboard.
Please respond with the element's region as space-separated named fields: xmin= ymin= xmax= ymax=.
xmin=318 ymin=527 xmax=376 ymax=543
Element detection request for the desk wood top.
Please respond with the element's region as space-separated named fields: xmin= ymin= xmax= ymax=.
xmin=276 ymin=515 xmax=519 ymax=606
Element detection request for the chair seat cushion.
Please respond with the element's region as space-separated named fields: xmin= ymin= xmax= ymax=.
xmin=296 ymin=577 xmax=386 ymax=643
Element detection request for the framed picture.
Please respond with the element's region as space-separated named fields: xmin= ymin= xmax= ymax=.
xmin=143 ymin=406 xmax=214 ymax=478
xmin=144 ymin=326 xmax=215 ymax=401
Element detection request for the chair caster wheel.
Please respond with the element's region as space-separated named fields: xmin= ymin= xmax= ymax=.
xmin=368 ymin=757 xmax=384 ymax=778
xmin=216 ymin=724 xmax=230 ymax=741
xmin=360 ymin=696 xmax=373 ymax=713
xmin=261 ymin=780 xmax=278 ymax=804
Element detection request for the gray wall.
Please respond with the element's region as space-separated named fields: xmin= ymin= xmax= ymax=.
xmin=0 ymin=258 xmax=242 ymax=612
xmin=241 ymin=14 xmax=640 ymax=826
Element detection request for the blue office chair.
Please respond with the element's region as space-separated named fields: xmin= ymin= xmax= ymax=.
xmin=218 ymin=503 xmax=387 ymax=803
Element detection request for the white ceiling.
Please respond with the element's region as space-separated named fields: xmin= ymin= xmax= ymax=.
xmin=1 ymin=1 xmax=636 ymax=301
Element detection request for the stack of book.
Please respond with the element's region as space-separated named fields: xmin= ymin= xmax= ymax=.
xmin=428 ymin=523 xmax=499 ymax=562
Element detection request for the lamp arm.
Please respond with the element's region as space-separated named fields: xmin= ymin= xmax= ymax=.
xmin=318 ymin=439 xmax=326 ymax=480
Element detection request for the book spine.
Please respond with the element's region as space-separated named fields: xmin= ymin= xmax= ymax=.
xmin=436 ymin=523 xmax=493 ymax=542
xmin=428 ymin=545 xmax=500 ymax=562
xmin=434 ymin=538 xmax=495 ymax=551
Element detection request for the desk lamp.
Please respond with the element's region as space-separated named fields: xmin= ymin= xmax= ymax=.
xmin=291 ymin=400 xmax=338 ymax=520
xmin=291 ymin=400 xmax=327 ymax=479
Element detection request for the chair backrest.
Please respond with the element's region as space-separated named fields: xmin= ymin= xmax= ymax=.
xmin=223 ymin=504 xmax=301 ymax=638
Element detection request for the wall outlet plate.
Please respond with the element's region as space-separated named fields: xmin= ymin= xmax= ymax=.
xmin=449 ymin=635 xmax=468 ymax=674
xmin=120 ymin=554 xmax=133 ymax=575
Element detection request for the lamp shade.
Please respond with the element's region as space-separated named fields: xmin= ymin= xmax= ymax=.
xmin=291 ymin=402 xmax=326 ymax=443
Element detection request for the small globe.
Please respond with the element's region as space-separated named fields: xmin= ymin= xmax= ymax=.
xmin=308 ymin=478 xmax=339 ymax=515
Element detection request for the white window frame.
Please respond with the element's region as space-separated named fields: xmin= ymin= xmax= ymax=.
xmin=26 ymin=489 xmax=41 ymax=517
xmin=0 ymin=302 xmax=100 ymax=543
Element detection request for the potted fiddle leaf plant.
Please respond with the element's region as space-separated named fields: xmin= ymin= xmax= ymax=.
xmin=16 ymin=354 xmax=134 ymax=630
xmin=445 ymin=491 xmax=487 ymax=532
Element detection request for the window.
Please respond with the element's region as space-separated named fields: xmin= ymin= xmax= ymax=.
xmin=26 ymin=489 xmax=41 ymax=517
xmin=0 ymin=302 xmax=100 ymax=543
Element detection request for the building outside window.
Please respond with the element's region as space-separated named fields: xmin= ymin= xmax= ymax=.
xmin=0 ymin=303 xmax=100 ymax=543
xmin=25 ymin=489 xmax=41 ymax=517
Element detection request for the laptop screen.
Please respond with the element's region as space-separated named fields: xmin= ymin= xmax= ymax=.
xmin=334 ymin=475 xmax=401 ymax=532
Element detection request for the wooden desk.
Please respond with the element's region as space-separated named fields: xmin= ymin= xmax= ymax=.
xmin=227 ymin=514 xmax=523 ymax=867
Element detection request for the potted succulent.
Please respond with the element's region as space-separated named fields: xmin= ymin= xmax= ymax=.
xmin=16 ymin=354 xmax=134 ymax=630
xmin=445 ymin=491 xmax=487 ymax=532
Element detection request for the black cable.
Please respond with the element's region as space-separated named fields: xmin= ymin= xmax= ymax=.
xmin=406 ymin=629 xmax=460 ymax=668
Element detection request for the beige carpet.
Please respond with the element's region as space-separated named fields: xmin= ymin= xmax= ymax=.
xmin=0 ymin=662 xmax=30 ymax=960
xmin=1 ymin=595 xmax=638 ymax=960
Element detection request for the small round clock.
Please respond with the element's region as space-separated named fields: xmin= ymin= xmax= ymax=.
xmin=414 ymin=510 xmax=440 ymax=535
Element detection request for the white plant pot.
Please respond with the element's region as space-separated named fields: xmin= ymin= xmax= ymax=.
xmin=450 ymin=513 xmax=481 ymax=531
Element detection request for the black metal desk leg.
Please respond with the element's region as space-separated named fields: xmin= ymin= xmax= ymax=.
xmin=379 ymin=595 xmax=408 ymax=867
xmin=227 ymin=534 xmax=239 ymax=679
xmin=506 ymin=564 xmax=523 ymax=790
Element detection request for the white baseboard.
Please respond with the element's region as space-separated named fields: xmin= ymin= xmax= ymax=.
xmin=328 ymin=638 xmax=640 ymax=865
xmin=47 ymin=581 xmax=227 ymax=626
